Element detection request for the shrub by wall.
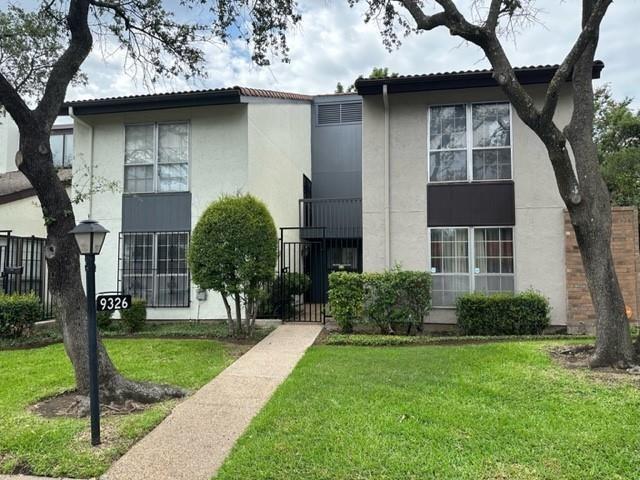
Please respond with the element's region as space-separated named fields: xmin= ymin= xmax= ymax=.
xmin=97 ymin=310 xmax=114 ymax=330
xmin=456 ymin=290 xmax=550 ymax=336
xmin=328 ymin=272 xmax=364 ymax=332
xmin=395 ymin=271 xmax=432 ymax=332
xmin=0 ymin=293 xmax=41 ymax=338
xmin=258 ymin=272 xmax=311 ymax=319
xmin=120 ymin=298 xmax=147 ymax=333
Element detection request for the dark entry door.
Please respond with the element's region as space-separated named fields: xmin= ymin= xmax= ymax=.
xmin=279 ymin=227 xmax=326 ymax=323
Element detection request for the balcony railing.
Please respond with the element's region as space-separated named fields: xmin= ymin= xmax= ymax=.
xmin=299 ymin=197 xmax=362 ymax=239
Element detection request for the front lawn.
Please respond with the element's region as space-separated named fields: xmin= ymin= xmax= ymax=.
xmin=216 ymin=341 xmax=640 ymax=480
xmin=0 ymin=338 xmax=234 ymax=478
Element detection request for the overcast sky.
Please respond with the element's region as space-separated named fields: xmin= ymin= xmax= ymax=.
xmin=67 ymin=0 xmax=640 ymax=106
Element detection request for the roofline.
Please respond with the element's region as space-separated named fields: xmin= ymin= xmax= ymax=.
xmin=355 ymin=61 xmax=605 ymax=96
xmin=62 ymin=87 xmax=312 ymax=116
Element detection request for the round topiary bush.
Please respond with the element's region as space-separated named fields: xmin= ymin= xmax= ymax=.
xmin=189 ymin=194 xmax=277 ymax=336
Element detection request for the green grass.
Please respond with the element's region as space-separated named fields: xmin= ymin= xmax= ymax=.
xmin=216 ymin=341 xmax=640 ymax=480
xmin=0 ymin=338 xmax=234 ymax=478
xmin=0 ymin=321 xmax=273 ymax=349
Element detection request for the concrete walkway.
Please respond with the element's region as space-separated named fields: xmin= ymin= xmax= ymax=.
xmin=103 ymin=323 xmax=322 ymax=480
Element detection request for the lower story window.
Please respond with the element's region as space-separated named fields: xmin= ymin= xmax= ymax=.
xmin=429 ymin=226 xmax=514 ymax=307
xmin=119 ymin=231 xmax=190 ymax=307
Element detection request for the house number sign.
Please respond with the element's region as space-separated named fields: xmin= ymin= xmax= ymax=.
xmin=96 ymin=294 xmax=131 ymax=311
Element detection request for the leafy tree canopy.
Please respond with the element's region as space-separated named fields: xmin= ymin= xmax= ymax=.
xmin=335 ymin=66 xmax=399 ymax=93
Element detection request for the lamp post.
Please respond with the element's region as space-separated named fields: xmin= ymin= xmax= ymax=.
xmin=70 ymin=219 xmax=109 ymax=446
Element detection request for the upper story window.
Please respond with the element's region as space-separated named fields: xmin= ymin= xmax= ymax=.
xmin=124 ymin=122 xmax=189 ymax=194
xmin=50 ymin=129 xmax=73 ymax=168
xmin=428 ymin=103 xmax=511 ymax=183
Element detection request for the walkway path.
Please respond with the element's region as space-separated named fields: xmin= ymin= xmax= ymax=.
xmin=103 ymin=323 xmax=322 ymax=480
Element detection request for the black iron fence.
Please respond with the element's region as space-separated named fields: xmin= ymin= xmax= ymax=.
xmin=0 ymin=231 xmax=54 ymax=319
xmin=117 ymin=231 xmax=191 ymax=308
xmin=299 ymin=197 xmax=362 ymax=239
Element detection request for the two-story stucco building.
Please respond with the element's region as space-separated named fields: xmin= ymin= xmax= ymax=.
xmin=61 ymin=62 xmax=636 ymax=330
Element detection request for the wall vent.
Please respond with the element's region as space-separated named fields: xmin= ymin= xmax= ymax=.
xmin=317 ymin=102 xmax=362 ymax=125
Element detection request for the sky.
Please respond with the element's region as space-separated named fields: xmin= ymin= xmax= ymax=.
xmin=66 ymin=0 xmax=640 ymax=105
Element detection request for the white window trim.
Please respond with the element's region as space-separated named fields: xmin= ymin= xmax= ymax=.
xmin=427 ymin=102 xmax=514 ymax=184
xmin=427 ymin=226 xmax=517 ymax=308
xmin=123 ymin=121 xmax=191 ymax=194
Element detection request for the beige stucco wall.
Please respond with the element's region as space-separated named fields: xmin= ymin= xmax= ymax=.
xmin=362 ymin=84 xmax=573 ymax=325
xmin=247 ymin=102 xmax=312 ymax=238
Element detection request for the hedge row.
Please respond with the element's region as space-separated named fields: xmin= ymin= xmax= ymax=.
xmin=0 ymin=293 xmax=42 ymax=339
xmin=328 ymin=269 xmax=432 ymax=333
xmin=456 ymin=290 xmax=550 ymax=336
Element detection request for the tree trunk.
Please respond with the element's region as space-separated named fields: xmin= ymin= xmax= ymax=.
xmin=18 ymin=130 xmax=185 ymax=403
xmin=234 ymin=293 xmax=243 ymax=336
xmin=221 ymin=294 xmax=234 ymax=336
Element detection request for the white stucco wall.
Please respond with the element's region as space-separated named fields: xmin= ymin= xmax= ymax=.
xmin=73 ymin=104 xmax=249 ymax=320
xmin=246 ymin=101 xmax=312 ymax=237
xmin=0 ymin=112 xmax=19 ymax=174
xmin=73 ymin=100 xmax=310 ymax=321
xmin=362 ymin=85 xmax=573 ymax=325
xmin=0 ymin=195 xmax=47 ymax=237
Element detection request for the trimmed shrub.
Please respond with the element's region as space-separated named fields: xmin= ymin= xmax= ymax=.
xmin=328 ymin=271 xmax=364 ymax=332
xmin=120 ymin=298 xmax=147 ymax=333
xmin=456 ymin=290 xmax=550 ymax=336
xmin=189 ymin=194 xmax=278 ymax=336
xmin=0 ymin=293 xmax=41 ymax=338
xmin=362 ymin=271 xmax=404 ymax=333
xmin=97 ymin=310 xmax=114 ymax=330
xmin=395 ymin=270 xmax=432 ymax=333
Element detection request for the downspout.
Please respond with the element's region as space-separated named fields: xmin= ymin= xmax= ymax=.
xmin=68 ymin=107 xmax=94 ymax=219
xmin=383 ymin=84 xmax=390 ymax=269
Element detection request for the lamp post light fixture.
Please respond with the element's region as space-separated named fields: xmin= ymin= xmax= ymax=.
xmin=70 ymin=219 xmax=109 ymax=446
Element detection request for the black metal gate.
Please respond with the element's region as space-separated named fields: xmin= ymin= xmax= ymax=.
xmin=0 ymin=230 xmax=54 ymax=319
xmin=278 ymin=227 xmax=327 ymax=323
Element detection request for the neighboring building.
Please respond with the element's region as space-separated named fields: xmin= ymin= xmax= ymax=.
xmin=63 ymin=62 xmax=637 ymax=331
xmin=0 ymin=111 xmax=74 ymax=237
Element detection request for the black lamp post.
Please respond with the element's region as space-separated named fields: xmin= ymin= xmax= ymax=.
xmin=70 ymin=219 xmax=109 ymax=446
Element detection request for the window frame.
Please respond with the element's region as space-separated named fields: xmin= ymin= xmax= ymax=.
xmin=50 ymin=128 xmax=74 ymax=168
xmin=427 ymin=102 xmax=513 ymax=184
xmin=427 ymin=225 xmax=517 ymax=308
xmin=119 ymin=231 xmax=191 ymax=308
xmin=123 ymin=121 xmax=191 ymax=194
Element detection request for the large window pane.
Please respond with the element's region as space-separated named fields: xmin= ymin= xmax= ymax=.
xmin=63 ymin=134 xmax=74 ymax=167
xmin=125 ymin=165 xmax=154 ymax=193
xmin=429 ymin=150 xmax=467 ymax=182
xmin=158 ymin=164 xmax=188 ymax=192
xmin=472 ymin=103 xmax=510 ymax=147
xmin=473 ymin=227 xmax=514 ymax=294
xmin=158 ymin=123 xmax=188 ymax=164
xmin=430 ymin=105 xmax=467 ymax=149
xmin=431 ymin=228 xmax=469 ymax=307
xmin=125 ymin=124 xmax=154 ymax=165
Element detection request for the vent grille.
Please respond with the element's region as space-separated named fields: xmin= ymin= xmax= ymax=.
xmin=317 ymin=102 xmax=362 ymax=125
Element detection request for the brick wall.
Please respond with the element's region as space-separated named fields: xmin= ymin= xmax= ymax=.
xmin=565 ymin=207 xmax=640 ymax=334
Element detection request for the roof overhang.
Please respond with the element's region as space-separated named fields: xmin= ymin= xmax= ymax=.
xmin=355 ymin=61 xmax=605 ymax=96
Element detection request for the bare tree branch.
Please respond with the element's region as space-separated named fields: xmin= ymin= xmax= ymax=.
xmin=0 ymin=71 xmax=32 ymax=127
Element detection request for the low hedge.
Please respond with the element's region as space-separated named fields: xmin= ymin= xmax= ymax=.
xmin=329 ymin=269 xmax=432 ymax=333
xmin=456 ymin=290 xmax=550 ymax=336
xmin=328 ymin=272 xmax=363 ymax=333
xmin=0 ymin=293 xmax=42 ymax=338
xmin=326 ymin=333 xmax=588 ymax=347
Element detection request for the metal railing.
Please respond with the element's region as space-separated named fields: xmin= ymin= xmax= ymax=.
xmin=0 ymin=231 xmax=54 ymax=319
xmin=299 ymin=197 xmax=362 ymax=239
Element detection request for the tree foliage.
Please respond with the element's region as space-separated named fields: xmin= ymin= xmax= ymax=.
xmin=336 ymin=66 xmax=399 ymax=93
xmin=189 ymin=194 xmax=277 ymax=336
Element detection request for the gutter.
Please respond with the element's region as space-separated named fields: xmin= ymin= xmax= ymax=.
xmin=68 ymin=107 xmax=94 ymax=219
xmin=383 ymin=84 xmax=390 ymax=269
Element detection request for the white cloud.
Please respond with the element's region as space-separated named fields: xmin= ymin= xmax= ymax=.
xmin=67 ymin=0 xmax=640 ymax=105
